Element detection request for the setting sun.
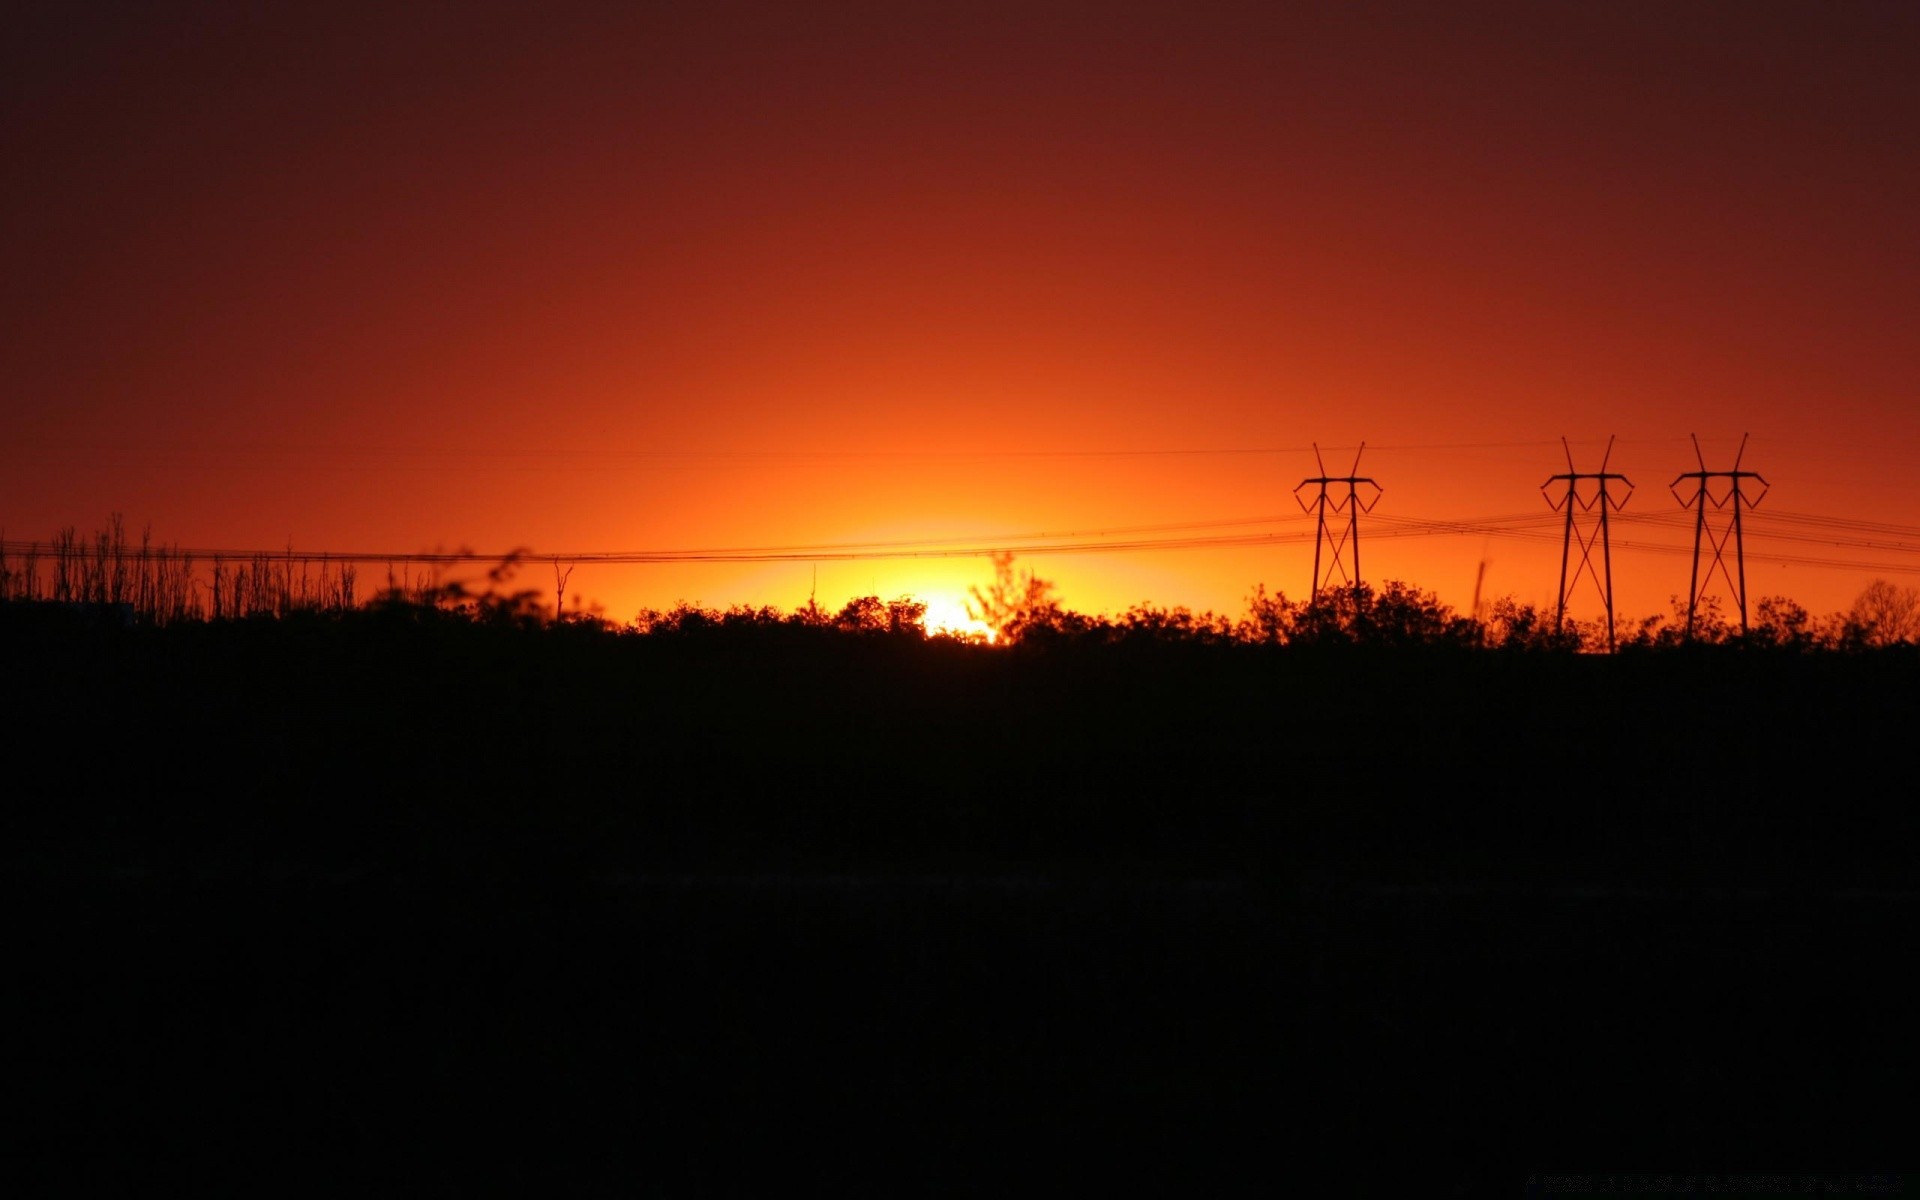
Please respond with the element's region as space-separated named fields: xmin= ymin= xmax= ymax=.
xmin=921 ymin=594 xmax=995 ymax=642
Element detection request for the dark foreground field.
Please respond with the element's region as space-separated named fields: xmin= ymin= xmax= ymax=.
xmin=7 ymin=613 xmax=1916 ymax=1192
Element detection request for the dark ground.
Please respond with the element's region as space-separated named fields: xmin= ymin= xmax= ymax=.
xmin=5 ymin=614 xmax=1916 ymax=1192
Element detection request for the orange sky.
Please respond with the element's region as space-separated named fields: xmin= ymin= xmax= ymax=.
xmin=6 ymin=2 xmax=1917 ymax=628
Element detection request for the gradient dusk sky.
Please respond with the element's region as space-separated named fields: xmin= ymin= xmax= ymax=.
xmin=6 ymin=1 xmax=1917 ymax=628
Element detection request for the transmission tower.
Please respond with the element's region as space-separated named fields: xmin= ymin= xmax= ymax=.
xmin=1671 ymin=432 xmax=1768 ymax=638
xmin=1294 ymin=442 xmax=1381 ymax=600
xmin=1543 ymin=436 xmax=1633 ymax=650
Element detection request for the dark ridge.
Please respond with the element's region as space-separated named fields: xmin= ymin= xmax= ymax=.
xmin=6 ymin=597 xmax=1916 ymax=1190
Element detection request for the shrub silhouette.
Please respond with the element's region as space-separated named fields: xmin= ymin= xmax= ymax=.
xmin=831 ymin=594 xmax=927 ymax=635
xmin=1285 ymin=581 xmax=1479 ymax=649
xmin=1479 ymin=597 xmax=1581 ymax=652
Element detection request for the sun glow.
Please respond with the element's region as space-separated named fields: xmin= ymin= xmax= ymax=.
xmin=921 ymin=594 xmax=995 ymax=642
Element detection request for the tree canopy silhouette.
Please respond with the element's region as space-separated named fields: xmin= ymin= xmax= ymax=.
xmin=966 ymin=552 xmax=1066 ymax=643
xmin=1849 ymin=579 xmax=1920 ymax=646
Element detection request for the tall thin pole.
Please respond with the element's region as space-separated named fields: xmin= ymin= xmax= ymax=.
xmin=1598 ymin=437 xmax=1619 ymax=650
xmin=1556 ymin=475 xmax=1575 ymax=631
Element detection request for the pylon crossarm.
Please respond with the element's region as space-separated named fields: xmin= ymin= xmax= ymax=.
xmin=1744 ymin=480 xmax=1769 ymax=508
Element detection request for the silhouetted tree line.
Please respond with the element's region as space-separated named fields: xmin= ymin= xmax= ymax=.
xmin=630 ymin=556 xmax=1915 ymax=655
xmin=6 ymin=520 xmax=1919 ymax=650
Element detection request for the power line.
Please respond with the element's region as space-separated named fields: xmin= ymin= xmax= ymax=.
xmin=8 ymin=504 xmax=1920 ymax=575
xmin=7 ymin=437 xmax=1584 ymax=464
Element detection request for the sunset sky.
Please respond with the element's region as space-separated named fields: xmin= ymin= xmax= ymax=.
xmin=6 ymin=1 xmax=1917 ymax=629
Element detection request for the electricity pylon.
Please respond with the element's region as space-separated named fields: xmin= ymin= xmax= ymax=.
xmin=1294 ymin=442 xmax=1381 ymax=601
xmin=1543 ymin=436 xmax=1633 ymax=650
xmin=1670 ymin=432 xmax=1768 ymax=638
